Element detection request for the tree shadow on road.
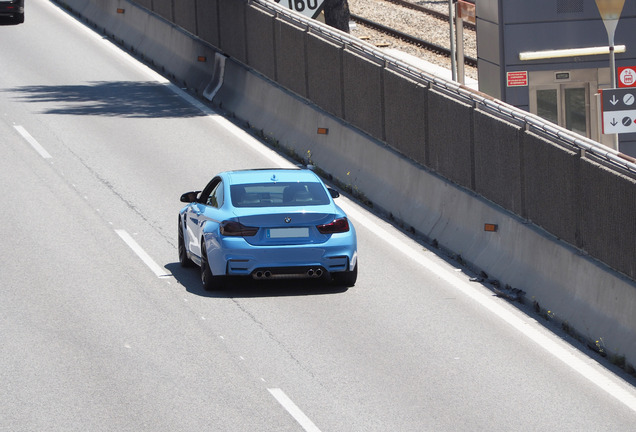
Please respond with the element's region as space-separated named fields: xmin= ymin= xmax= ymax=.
xmin=8 ymin=81 xmax=206 ymax=118
xmin=164 ymin=262 xmax=349 ymax=299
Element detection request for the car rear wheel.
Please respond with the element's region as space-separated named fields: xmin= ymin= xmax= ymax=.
xmin=332 ymin=263 xmax=358 ymax=287
xmin=178 ymin=219 xmax=194 ymax=268
xmin=201 ymin=242 xmax=225 ymax=291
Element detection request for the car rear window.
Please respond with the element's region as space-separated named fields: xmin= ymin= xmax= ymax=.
xmin=231 ymin=182 xmax=330 ymax=207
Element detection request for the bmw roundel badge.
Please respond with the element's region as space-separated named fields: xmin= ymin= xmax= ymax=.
xmin=284 ymin=217 xmax=292 ymax=223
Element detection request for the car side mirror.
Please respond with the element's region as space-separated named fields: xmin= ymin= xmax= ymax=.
xmin=180 ymin=191 xmax=200 ymax=203
xmin=328 ymin=188 xmax=340 ymax=199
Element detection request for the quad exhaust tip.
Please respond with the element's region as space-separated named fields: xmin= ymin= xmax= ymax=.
xmin=307 ymin=268 xmax=323 ymax=278
xmin=252 ymin=268 xmax=324 ymax=279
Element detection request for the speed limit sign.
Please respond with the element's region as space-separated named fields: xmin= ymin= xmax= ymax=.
xmin=272 ymin=0 xmax=326 ymax=19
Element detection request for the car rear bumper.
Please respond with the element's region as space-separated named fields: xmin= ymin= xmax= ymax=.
xmin=209 ymin=235 xmax=357 ymax=277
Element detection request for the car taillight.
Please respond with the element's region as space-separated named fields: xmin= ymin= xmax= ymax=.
xmin=220 ymin=221 xmax=258 ymax=237
xmin=317 ymin=217 xmax=349 ymax=234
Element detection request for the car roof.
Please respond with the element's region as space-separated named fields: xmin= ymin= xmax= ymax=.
xmin=223 ymin=168 xmax=322 ymax=185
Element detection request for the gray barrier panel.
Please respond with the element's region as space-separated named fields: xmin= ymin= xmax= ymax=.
xmin=196 ymin=0 xmax=220 ymax=47
xmin=152 ymin=0 xmax=172 ymax=21
xmin=427 ymin=89 xmax=473 ymax=189
xmin=134 ymin=0 xmax=151 ymax=9
xmin=306 ymin=32 xmax=344 ymax=118
xmin=245 ymin=4 xmax=276 ymax=81
xmin=343 ymin=48 xmax=384 ymax=141
xmin=522 ymin=131 xmax=580 ymax=246
xmin=383 ymin=68 xmax=428 ymax=166
xmin=274 ymin=17 xmax=307 ymax=98
xmin=218 ymin=0 xmax=247 ymax=63
xmin=473 ymin=110 xmax=523 ymax=214
xmin=579 ymin=159 xmax=636 ymax=280
xmin=174 ymin=0 xmax=197 ymax=35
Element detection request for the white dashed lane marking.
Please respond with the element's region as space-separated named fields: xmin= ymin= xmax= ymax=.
xmin=115 ymin=229 xmax=171 ymax=278
xmin=268 ymin=388 xmax=322 ymax=432
xmin=14 ymin=125 xmax=52 ymax=159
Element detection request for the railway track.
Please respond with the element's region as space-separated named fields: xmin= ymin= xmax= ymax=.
xmin=349 ymin=11 xmax=478 ymax=68
xmin=379 ymin=0 xmax=476 ymax=31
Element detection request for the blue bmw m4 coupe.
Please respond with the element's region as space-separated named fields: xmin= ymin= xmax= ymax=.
xmin=179 ymin=168 xmax=358 ymax=290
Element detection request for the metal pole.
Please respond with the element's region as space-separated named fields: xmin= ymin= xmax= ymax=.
xmin=609 ymin=45 xmax=619 ymax=149
xmin=607 ymin=29 xmax=619 ymax=148
xmin=609 ymin=45 xmax=617 ymax=88
xmin=595 ymin=0 xmax=625 ymax=149
xmin=456 ymin=11 xmax=465 ymax=84
xmin=448 ymin=0 xmax=457 ymax=81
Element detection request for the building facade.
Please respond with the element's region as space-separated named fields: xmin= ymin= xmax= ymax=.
xmin=477 ymin=0 xmax=636 ymax=156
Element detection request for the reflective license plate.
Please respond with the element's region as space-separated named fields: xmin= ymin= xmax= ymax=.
xmin=267 ymin=227 xmax=309 ymax=238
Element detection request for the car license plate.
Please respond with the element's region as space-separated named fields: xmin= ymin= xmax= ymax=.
xmin=267 ymin=227 xmax=309 ymax=238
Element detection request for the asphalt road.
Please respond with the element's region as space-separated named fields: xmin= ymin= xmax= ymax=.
xmin=2 ymin=1 xmax=636 ymax=431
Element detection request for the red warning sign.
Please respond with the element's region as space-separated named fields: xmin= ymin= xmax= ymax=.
xmin=618 ymin=67 xmax=636 ymax=88
xmin=507 ymin=71 xmax=528 ymax=87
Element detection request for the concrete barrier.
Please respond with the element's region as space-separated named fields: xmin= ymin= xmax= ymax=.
xmin=58 ymin=0 xmax=636 ymax=367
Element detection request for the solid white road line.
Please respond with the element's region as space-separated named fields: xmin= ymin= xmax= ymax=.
xmin=115 ymin=229 xmax=170 ymax=278
xmin=268 ymin=388 xmax=322 ymax=432
xmin=340 ymin=202 xmax=636 ymax=413
xmin=14 ymin=125 xmax=52 ymax=159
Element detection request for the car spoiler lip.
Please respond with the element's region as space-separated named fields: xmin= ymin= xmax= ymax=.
xmin=230 ymin=203 xmax=337 ymax=218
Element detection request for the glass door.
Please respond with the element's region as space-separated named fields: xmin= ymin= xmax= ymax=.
xmin=536 ymin=88 xmax=559 ymax=125
xmin=563 ymin=86 xmax=588 ymax=137
xmin=532 ymin=84 xmax=589 ymax=137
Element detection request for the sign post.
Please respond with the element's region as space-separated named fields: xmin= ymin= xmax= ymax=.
xmin=595 ymin=0 xmax=626 ymax=88
xmin=595 ymin=0 xmax=626 ymax=148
